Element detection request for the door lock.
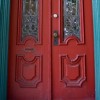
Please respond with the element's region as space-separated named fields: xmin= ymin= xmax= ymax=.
xmin=53 ymin=31 xmax=58 ymax=38
xmin=53 ymin=31 xmax=58 ymax=45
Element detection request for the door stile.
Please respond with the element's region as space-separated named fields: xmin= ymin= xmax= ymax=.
xmin=48 ymin=0 xmax=52 ymax=99
xmin=51 ymin=0 xmax=60 ymax=100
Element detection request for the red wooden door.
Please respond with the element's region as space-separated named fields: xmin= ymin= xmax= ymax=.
xmin=52 ymin=0 xmax=95 ymax=99
xmin=7 ymin=0 xmax=95 ymax=100
xmin=8 ymin=0 xmax=51 ymax=100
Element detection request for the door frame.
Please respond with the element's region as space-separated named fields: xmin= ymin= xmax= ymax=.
xmin=0 ymin=0 xmax=100 ymax=99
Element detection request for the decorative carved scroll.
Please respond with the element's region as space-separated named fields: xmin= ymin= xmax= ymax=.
xmin=16 ymin=55 xmax=42 ymax=88
xmin=60 ymin=55 xmax=86 ymax=87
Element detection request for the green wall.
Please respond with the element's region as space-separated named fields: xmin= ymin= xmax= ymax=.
xmin=0 ymin=0 xmax=10 ymax=100
xmin=92 ymin=0 xmax=100 ymax=100
xmin=0 ymin=0 xmax=100 ymax=100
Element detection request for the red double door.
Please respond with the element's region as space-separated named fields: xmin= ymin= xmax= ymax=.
xmin=8 ymin=0 xmax=95 ymax=100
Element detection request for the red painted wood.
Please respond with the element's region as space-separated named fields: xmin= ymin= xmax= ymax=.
xmin=8 ymin=0 xmax=95 ymax=100
xmin=52 ymin=0 xmax=95 ymax=100
xmin=7 ymin=0 xmax=51 ymax=100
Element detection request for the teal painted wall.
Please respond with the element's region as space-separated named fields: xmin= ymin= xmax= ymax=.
xmin=0 ymin=0 xmax=10 ymax=100
xmin=0 ymin=0 xmax=100 ymax=100
xmin=92 ymin=0 xmax=100 ymax=100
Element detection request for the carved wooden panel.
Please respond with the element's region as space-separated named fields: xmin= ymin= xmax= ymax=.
xmin=15 ymin=0 xmax=43 ymax=88
xmin=16 ymin=55 xmax=42 ymax=88
xmin=59 ymin=0 xmax=86 ymax=87
xmin=60 ymin=55 xmax=86 ymax=87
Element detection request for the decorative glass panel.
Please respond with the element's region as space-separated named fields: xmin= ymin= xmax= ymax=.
xmin=64 ymin=0 xmax=80 ymax=39
xmin=22 ymin=0 xmax=38 ymax=40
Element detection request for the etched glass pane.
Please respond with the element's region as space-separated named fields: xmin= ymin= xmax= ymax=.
xmin=22 ymin=0 xmax=38 ymax=40
xmin=64 ymin=0 xmax=80 ymax=39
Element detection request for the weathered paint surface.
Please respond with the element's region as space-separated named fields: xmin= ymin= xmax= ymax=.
xmin=0 ymin=0 xmax=10 ymax=100
xmin=92 ymin=0 xmax=100 ymax=100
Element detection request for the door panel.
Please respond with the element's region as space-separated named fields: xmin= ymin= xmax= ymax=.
xmin=16 ymin=0 xmax=43 ymax=88
xmin=52 ymin=0 xmax=95 ymax=99
xmin=8 ymin=0 xmax=51 ymax=100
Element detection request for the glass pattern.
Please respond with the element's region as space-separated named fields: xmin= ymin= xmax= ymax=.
xmin=64 ymin=0 xmax=80 ymax=39
xmin=22 ymin=0 xmax=38 ymax=40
